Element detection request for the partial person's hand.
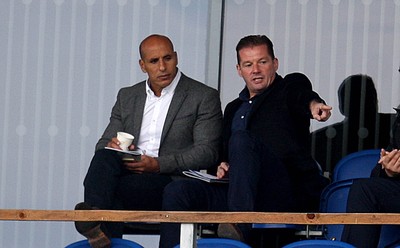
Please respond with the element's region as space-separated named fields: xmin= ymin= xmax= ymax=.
xmin=379 ymin=149 xmax=400 ymax=177
xmin=123 ymin=155 xmax=160 ymax=174
xmin=310 ymin=101 xmax=332 ymax=121
xmin=107 ymin=137 xmax=135 ymax=150
xmin=216 ymin=162 xmax=229 ymax=179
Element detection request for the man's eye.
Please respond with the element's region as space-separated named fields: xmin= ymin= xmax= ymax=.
xmin=150 ymin=59 xmax=158 ymax=64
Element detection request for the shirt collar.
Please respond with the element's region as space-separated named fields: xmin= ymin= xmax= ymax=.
xmin=238 ymin=87 xmax=251 ymax=102
xmin=238 ymin=87 xmax=261 ymax=102
xmin=145 ymin=69 xmax=181 ymax=97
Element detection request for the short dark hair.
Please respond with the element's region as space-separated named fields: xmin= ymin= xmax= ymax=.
xmin=236 ymin=35 xmax=275 ymax=64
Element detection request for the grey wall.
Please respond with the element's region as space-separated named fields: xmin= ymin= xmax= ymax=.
xmin=0 ymin=0 xmax=399 ymax=247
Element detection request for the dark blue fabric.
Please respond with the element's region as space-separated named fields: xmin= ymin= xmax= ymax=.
xmin=231 ymin=89 xmax=257 ymax=133
xmin=227 ymin=130 xmax=296 ymax=212
xmin=341 ymin=178 xmax=400 ymax=247
xmin=160 ymin=180 xmax=228 ymax=248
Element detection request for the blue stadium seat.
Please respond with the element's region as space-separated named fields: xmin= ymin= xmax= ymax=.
xmin=319 ymin=179 xmax=353 ymax=241
xmin=65 ymin=238 xmax=144 ymax=248
xmin=173 ymin=238 xmax=251 ymax=248
xmin=282 ymin=239 xmax=355 ymax=247
xmin=332 ymin=149 xmax=380 ymax=182
xmin=319 ymin=179 xmax=400 ymax=247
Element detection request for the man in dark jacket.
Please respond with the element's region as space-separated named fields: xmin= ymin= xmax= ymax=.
xmin=341 ymin=107 xmax=400 ymax=248
xmin=159 ymin=35 xmax=332 ymax=248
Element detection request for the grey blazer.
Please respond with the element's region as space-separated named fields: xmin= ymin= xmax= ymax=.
xmin=96 ymin=73 xmax=223 ymax=175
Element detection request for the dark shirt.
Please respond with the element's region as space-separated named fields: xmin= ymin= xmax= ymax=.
xmin=231 ymin=89 xmax=261 ymax=133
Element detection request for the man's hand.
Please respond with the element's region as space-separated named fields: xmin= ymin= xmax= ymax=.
xmin=310 ymin=101 xmax=332 ymax=121
xmin=106 ymin=137 xmax=135 ymax=150
xmin=216 ymin=162 xmax=229 ymax=179
xmin=123 ymin=155 xmax=160 ymax=174
xmin=379 ymin=149 xmax=400 ymax=177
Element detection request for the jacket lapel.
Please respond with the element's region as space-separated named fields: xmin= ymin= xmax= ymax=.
xmin=160 ymin=74 xmax=188 ymax=144
xmin=247 ymin=75 xmax=282 ymax=123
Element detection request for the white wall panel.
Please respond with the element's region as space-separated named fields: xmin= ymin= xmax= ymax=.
xmin=0 ymin=0 xmax=211 ymax=247
xmin=221 ymin=0 xmax=400 ymax=131
xmin=1 ymin=0 xmax=399 ymax=247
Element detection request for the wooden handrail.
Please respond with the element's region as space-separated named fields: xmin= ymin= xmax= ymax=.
xmin=1 ymin=209 xmax=400 ymax=225
xmin=2 ymin=209 xmax=399 ymax=248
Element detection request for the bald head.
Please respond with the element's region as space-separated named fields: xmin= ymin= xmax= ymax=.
xmin=138 ymin=34 xmax=178 ymax=96
xmin=139 ymin=34 xmax=174 ymax=59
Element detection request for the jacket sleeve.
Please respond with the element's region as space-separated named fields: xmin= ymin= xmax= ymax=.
xmin=284 ymin=73 xmax=325 ymax=119
xmin=95 ymin=89 xmax=125 ymax=151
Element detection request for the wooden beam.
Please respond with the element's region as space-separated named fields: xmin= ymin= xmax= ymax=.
xmin=0 ymin=209 xmax=400 ymax=225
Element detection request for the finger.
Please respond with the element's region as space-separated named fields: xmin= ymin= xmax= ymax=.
xmin=124 ymin=161 xmax=143 ymax=170
xmin=107 ymin=138 xmax=122 ymax=149
xmin=386 ymin=155 xmax=400 ymax=174
xmin=321 ymin=105 xmax=333 ymax=111
xmin=394 ymin=157 xmax=400 ymax=174
xmin=385 ymin=150 xmax=400 ymax=168
xmin=220 ymin=162 xmax=229 ymax=170
xmin=392 ymin=151 xmax=400 ymax=163
xmin=217 ymin=166 xmax=227 ymax=178
xmin=387 ymin=149 xmax=398 ymax=160
xmin=320 ymin=110 xmax=331 ymax=120
xmin=378 ymin=149 xmax=389 ymax=163
xmin=111 ymin=137 xmax=120 ymax=144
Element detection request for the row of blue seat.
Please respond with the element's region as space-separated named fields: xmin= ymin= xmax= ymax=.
xmin=66 ymin=238 xmax=356 ymax=248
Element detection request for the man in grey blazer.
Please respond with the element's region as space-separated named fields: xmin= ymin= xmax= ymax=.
xmin=74 ymin=34 xmax=222 ymax=248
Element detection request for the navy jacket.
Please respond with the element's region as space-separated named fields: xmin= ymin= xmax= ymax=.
xmin=223 ymin=72 xmax=328 ymax=211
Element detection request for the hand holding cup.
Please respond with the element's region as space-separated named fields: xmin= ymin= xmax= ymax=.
xmin=116 ymin=132 xmax=134 ymax=151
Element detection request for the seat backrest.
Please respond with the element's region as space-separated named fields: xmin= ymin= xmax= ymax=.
xmin=319 ymin=179 xmax=400 ymax=248
xmin=319 ymin=179 xmax=353 ymax=241
xmin=379 ymin=225 xmax=400 ymax=248
xmin=282 ymin=239 xmax=356 ymax=247
xmin=332 ymin=149 xmax=380 ymax=182
xmin=65 ymin=238 xmax=144 ymax=248
xmin=174 ymin=238 xmax=251 ymax=248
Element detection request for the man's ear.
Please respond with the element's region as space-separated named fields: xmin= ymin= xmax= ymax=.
xmin=236 ymin=64 xmax=242 ymax=78
xmin=273 ymin=57 xmax=279 ymax=71
xmin=139 ymin=59 xmax=146 ymax=73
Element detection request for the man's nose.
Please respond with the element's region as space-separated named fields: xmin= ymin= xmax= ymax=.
xmin=159 ymin=60 xmax=166 ymax=71
xmin=252 ymin=64 xmax=260 ymax=73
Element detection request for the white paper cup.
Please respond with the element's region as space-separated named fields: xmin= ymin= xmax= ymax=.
xmin=117 ymin=132 xmax=134 ymax=151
